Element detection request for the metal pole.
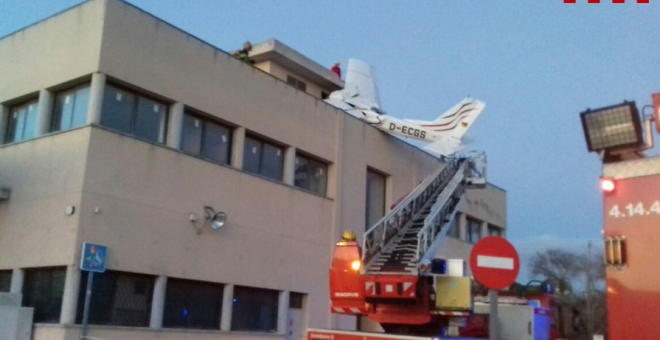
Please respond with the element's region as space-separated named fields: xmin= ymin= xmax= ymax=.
xmin=81 ymin=272 xmax=94 ymax=340
xmin=489 ymin=289 xmax=499 ymax=340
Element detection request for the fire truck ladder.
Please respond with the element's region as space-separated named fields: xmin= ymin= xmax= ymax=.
xmin=361 ymin=154 xmax=486 ymax=276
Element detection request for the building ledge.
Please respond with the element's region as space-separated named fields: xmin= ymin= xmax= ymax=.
xmin=250 ymin=38 xmax=344 ymax=91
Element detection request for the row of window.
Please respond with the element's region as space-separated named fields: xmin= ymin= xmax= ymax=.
xmin=1 ymin=82 xmax=329 ymax=196
xmin=1 ymin=267 xmax=303 ymax=332
xmin=446 ymin=216 xmax=503 ymax=243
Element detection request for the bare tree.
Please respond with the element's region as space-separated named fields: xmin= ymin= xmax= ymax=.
xmin=529 ymin=247 xmax=607 ymax=340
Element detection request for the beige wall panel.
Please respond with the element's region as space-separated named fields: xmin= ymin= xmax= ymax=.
xmin=0 ymin=1 xmax=104 ymax=102
xmin=98 ymin=0 xmax=337 ymax=162
xmin=79 ymin=128 xmax=332 ymax=325
xmin=459 ymin=185 xmax=507 ymax=229
xmin=0 ymin=129 xmax=90 ymax=268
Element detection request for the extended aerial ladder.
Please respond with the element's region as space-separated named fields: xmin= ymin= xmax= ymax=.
xmin=330 ymin=154 xmax=487 ymax=329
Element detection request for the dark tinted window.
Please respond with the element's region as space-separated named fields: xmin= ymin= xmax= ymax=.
xmin=101 ymin=86 xmax=135 ymax=135
xmin=163 ymin=278 xmax=223 ymax=329
xmin=231 ymin=286 xmax=278 ymax=332
xmin=447 ymin=216 xmax=460 ymax=238
xmin=294 ymin=154 xmax=328 ymax=196
xmin=203 ymin=122 xmax=231 ymax=164
xmin=261 ymin=143 xmax=284 ymax=181
xmin=286 ymin=75 xmax=307 ymax=92
xmin=135 ymin=97 xmax=167 ymax=143
xmin=23 ymin=267 xmax=66 ymax=323
xmin=76 ymin=271 xmax=154 ymax=327
xmin=467 ymin=218 xmax=481 ymax=244
xmin=289 ymin=292 xmax=304 ymax=309
xmin=0 ymin=270 xmax=12 ymax=292
xmin=5 ymin=99 xmax=38 ymax=144
xmin=243 ymin=137 xmax=262 ymax=174
xmin=243 ymin=136 xmax=284 ymax=181
xmin=366 ymin=170 xmax=386 ymax=231
xmin=180 ymin=112 xmax=232 ymax=165
xmin=52 ymin=84 xmax=90 ymax=132
xmin=181 ymin=114 xmax=203 ymax=155
xmin=101 ymin=85 xmax=167 ymax=143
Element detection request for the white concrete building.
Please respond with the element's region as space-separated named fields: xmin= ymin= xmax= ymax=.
xmin=0 ymin=1 xmax=506 ymax=340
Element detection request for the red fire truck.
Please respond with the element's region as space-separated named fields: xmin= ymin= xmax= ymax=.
xmin=317 ymin=155 xmax=556 ymax=339
xmin=580 ymin=92 xmax=660 ymax=340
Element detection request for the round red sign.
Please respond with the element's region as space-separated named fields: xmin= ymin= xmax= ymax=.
xmin=469 ymin=237 xmax=520 ymax=290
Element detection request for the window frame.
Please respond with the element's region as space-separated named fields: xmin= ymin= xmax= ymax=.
xmin=180 ymin=111 xmax=233 ymax=166
xmin=466 ymin=217 xmax=481 ymax=244
xmin=4 ymin=98 xmax=39 ymax=144
xmin=230 ymin=285 xmax=279 ymax=332
xmin=286 ymin=75 xmax=307 ymax=92
xmin=294 ymin=151 xmax=329 ymax=196
xmin=22 ymin=266 xmax=67 ymax=323
xmin=243 ymin=133 xmax=285 ymax=182
xmin=101 ymin=83 xmax=169 ymax=144
xmin=51 ymin=83 xmax=91 ymax=133
xmin=163 ymin=277 xmax=224 ymax=330
xmin=75 ymin=270 xmax=155 ymax=327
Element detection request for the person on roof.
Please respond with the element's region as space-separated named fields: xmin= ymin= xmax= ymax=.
xmin=233 ymin=41 xmax=254 ymax=64
xmin=331 ymin=62 xmax=341 ymax=79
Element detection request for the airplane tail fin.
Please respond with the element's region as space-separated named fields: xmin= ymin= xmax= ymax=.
xmin=340 ymin=59 xmax=381 ymax=109
xmin=420 ymin=98 xmax=486 ymax=140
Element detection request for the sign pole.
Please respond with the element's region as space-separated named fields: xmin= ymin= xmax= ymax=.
xmin=81 ymin=271 xmax=94 ymax=340
xmin=489 ymin=289 xmax=499 ymax=340
xmin=79 ymin=242 xmax=107 ymax=340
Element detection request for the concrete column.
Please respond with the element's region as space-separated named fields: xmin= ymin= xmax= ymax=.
xmin=231 ymin=127 xmax=246 ymax=170
xmin=35 ymin=89 xmax=54 ymax=136
xmin=166 ymin=103 xmax=184 ymax=149
xmin=458 ymin=213 xmax=467 ymax=241
xmin=284 ymin=147 xmax=296 ymax=185
xmin=60 ymin=265 xmax=81 ymax=325
xmin=149 ymin=276 xmax=167 ymax=329
xmin=480 ymin=221 xmax=489 ymax=239
xmin=0 ymin=105 xmax=7 ymax=143
xmin=86 ymin=73 xmax=106 ymax=125
xmin=220 ymin=284 xmax=234 ymax=331
xmin=277 ymin=290 xmax=290 ymax=334
xmin=9 ymin=268 xmax=24 ymax=294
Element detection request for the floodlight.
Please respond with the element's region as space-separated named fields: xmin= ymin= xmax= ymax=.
xmin=204 ymin=206 xmax=227 ymax=231
xmin=580 ymin=102 xmax=643 ymax=153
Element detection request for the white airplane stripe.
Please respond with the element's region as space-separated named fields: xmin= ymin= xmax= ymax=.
xmin=477 ymin=255 xmax=514 ymax=270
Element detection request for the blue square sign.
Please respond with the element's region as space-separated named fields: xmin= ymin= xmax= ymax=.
xmin=80 ymin=242 xmax=108 ymax=273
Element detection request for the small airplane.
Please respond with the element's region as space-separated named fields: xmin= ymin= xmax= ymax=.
xmin=324 ymin=59 xmax=486 ymax=156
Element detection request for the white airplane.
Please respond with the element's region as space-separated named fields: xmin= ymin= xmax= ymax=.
xmin=324 ymin=59 xmax=486 ymax=156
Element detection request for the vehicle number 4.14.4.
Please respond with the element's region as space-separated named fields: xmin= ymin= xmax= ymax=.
xmin=609 ymin=201 xmax=660 ymax=218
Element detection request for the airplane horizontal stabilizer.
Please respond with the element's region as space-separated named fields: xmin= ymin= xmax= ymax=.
xmin=423 ymin=138 xmax=461 ymax=157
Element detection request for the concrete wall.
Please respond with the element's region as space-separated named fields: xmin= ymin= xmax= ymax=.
xmin=0 ymin=129 xmax=90 ymax=268
xmin=460 ymin=185 xmax=507 ymax=229
xmin=78 ymin=127 xmax=334 ymax=326
xmin=0 ymin=0 xmax=104 ymax=103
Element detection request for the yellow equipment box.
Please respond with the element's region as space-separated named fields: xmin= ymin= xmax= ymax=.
xmin=435 ymin=276 xmax=472 ymax=310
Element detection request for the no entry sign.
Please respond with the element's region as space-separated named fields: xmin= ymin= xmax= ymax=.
xmin=469 ymin=237 xmax=520 ymax=290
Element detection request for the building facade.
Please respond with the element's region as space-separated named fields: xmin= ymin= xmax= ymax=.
xmin=0 ymin=1 xmax=506 ymax=340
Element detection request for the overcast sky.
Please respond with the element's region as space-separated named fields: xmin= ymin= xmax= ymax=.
xmin=2 ymin=0 xmax=659 ymax=281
